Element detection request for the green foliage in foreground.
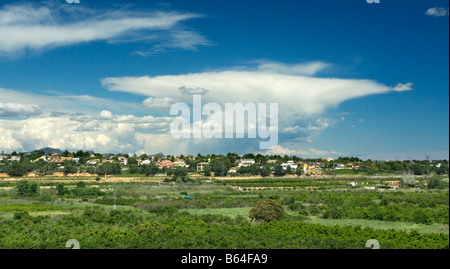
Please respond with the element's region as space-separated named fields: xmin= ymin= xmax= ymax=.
xmin=0 ymin=181 xmax=448 ymax=249
xmin=0 ymin=208 xmax=447 ymax=249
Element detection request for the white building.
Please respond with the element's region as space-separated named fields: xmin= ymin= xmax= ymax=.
xmin=86 ymin=159 xmax=98 ymax=165
xmin=238 ymin=159 xmax=255 ymax=167
xmin=118 ymin=157 xmax=128 ymax=166
xmin=197 ymin=162 xmax=209 ymax=171
xmin=281 ymin=160 xmax=298 ymax=170
xmin=32 ymin=155 xmax=48 ymax=163
xmin=228 ymin=167 xmax=238 ymax=174
xmin=173 ymin=160 xmax=187 ymax=167
xmin=334 ymin=164 xmax=346 ymax=169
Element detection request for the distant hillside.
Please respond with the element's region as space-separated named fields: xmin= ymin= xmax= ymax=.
xmin=149 ymin=152 xmax=165 ymax=158
xmin=35 ymin=148 xmax=63 ymax=155
xmin=24 ymin=149 xmax=165 ymax=157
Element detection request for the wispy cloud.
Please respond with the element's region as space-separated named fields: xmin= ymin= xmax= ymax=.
xmin=425 ymin=7 xmax=449 ymax=17
xmin=0 ymin=87 xmax=145 ymax=116
xmin=391 ymin=82 xmax=413 ymax=92
xmin=132 ymin=30 xmax=211 ymax=56
xmin=0 ymin=1 xmax=208 ymax=56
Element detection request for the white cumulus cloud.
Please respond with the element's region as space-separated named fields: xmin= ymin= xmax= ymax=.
xmin=143 ymin=97 xmax=176 ymax=109
xmin=0 ymin=102 xmax=42 ymax=117
xmin=261 ymin=145 xmax=341 ymax=158
xmin=0 ymin=112 xmax=174 ymax=153
xmin=99 ymin=110 xmax=113 ymax=120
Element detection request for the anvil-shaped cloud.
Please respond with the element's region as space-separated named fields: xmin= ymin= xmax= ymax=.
xmin=101 ymin=61 xmax=412 ymax=125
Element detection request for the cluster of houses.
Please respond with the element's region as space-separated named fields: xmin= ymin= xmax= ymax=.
xmin=1 ymin=152 xmax=79 ymax=165
xmin=334 ymin=163 xmax=360 ymax=170
xmin=200 ymin=159 xmax=327 ymax=175
xmin=0 ymin=151 xmax=365 ymax=176
xmin=278 ymin=160 xmax=326 ymax=172
xmin=35 ymin=154 xmax=80 ymax=165
xmin=0 ymin=155 xmax=21 ymax=162
xmin=154 ymin=159 xmax=187 ymax=169
xmin=0 ymin=151 xmax=189 ymax=168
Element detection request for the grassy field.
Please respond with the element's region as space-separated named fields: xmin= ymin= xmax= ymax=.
xmin=179 ymin=207 xmax=253 ymax=219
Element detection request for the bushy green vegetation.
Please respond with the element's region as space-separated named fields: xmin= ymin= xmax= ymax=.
xmin=282 ymin=190 xmax=449 ymax=225
xmin=0 ymin=206 xmax=448 ymax=249
xmin=0 ymin=178 xmax=448 ymax=249
xmin=224 ymin=178 xmax=350 ymax=188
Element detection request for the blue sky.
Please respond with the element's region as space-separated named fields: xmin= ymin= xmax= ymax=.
xmin=0 ymin=0 xmax=448 ymax=160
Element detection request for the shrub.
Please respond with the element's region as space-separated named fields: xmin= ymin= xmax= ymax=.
xmin=56 ymin=183 xmax=68 ymax=196
xmin=13 ymin=211 xmax=31 ymax=220
xmin=71 ymin=187 xmax=105 ymax=197
xmin=38 ymin=191 xmax=54 ymax=202
xmin=15 ymin=180 xmax=38 ymax=197
xmin=148 ymin=205 xmax=178 ymax=215
xmin=249 ymin=199 xmax=284 ymax=222
xmin=428 ymin=176 xmax=445 ymax=189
